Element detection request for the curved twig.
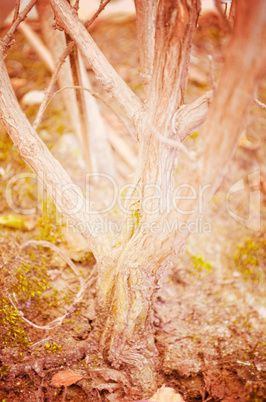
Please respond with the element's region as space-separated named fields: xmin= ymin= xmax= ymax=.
xmin=39 ymin=85 xmax=137 ymax=141
xmin=150 ymin=125 xmax=196 ymax=160
xmin=7 ymin=240 xmax=96 ymax=331
xmin=254 ymin=98 xmax=266 ymax=109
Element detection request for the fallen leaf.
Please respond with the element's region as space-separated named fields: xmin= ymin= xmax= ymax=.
xmin=0 ymin=214 xmax=35 ymax=230
xmin=51 ymin=369 xmax=84 ymax=387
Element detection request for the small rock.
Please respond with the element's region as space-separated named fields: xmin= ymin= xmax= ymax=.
xmin=22 ymin=90 xmax=45 ymax=105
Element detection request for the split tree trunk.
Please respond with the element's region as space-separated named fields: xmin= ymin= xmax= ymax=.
xmin=0 ymin=0 xmax=265 ymax=397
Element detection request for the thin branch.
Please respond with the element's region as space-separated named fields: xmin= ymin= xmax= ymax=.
xmin=33 ymin=50 xmax=69 ymax=130
xmin=0 ymin=57 xmax=111 ymax=259
xmin=64 ymin=34 xmax=92 ymax=171
xmin=254 ymin=98 xmax=266 ymax=109
xmin=214 ymin=0 xmax=232 ymax=33
xmin=20 ymin=240 xmax=85 ymax=290
xmin=12 ymin=0 xmax=21 ymax=25
xmin=150 ymin=125 xmax=196 ymax=160
xmin=37 ymin=85 xmax=136 ymax=141
xmin=73 ymin=0 xmax=80 ymax=14
xmin=134 ymin=0 xmax=157 ymax=91
xmin=229 ymin=0 xmax=236 ymax=23
xmin=0 ymin=0 xmax=37 ymax=55
xmin=19 ymin=21 xmax=55 ymax=72
xmin=208 ymin=55 xmax=217 ymax=91
xmin=7 ymin=239 xmax=97 ymax=331
xmin=33 ymin=0 xmax=113 ymax=130
xmin=50 ymin=0 xmax=143 ymax=122
xmin=83 ymin=0 xmax=111 ymax=30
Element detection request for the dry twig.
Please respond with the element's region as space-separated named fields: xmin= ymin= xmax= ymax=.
xmin=0 ymin=0 xmax=37 ymax=55
xmin=254 ymin=98 xmax=266 ymax=109
xmin=40 ymin=85 xmax=136 ymax=140
xmin=8 ymin=240 xmax=97 ymax=331
xmin=208 ymin=55 xmax=217 ymax=91
xmin=12 ymin=0 xmax=21 ymax=25
xmin=33 ymin=0 xmax=112 ymax=130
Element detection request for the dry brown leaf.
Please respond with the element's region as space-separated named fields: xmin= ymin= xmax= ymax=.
xmin=51 ymin=369 xmax=84 ymax=387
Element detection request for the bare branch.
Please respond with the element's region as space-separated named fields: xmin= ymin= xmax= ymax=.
xmin=172 ymin=91 xmax=213 ymax=140
xmin=172 ymin=90 xmax=265 ymax=142
xmin=214 ymin=0 xmax=232 ymax=33
xmin=12 ymin=0 xmax=21 ymax=25
xmin=34 ymin=0 xmax=112 ymax=131
xmin=18 ymin=21 xmax=55 ymax=72
xmin=43 ymin=85 xmax=136 ymax=140
xmin=148 ymin=0 xmax=201 ymax=127
xmin=0 ymin=57 xmax=110 ymax=260
xmin=49 ymin=0 xmax=143 ymax=123
xmin=65 ymin=35 xmax=92 ymax=171
xmin=208 ymin=55 xmax=217 ymax=92
xmin=150 ymin=125 xmax=196 ymax=159
xmin=0 ymin=0 xmax=37 ymax=55
xmin=134 ymin=0 xmax=157 ymax=91
xmin=33 ymin=54 xmax=63 ymax=129
xmin=194 ymin=0 xmax=266 ymax=200
xmin=83 ymin=0 xmax=111 ymax=30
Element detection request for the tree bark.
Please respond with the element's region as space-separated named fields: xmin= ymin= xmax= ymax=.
xmin=134 ymin=0 xmax=157 ymax=93
xmin=0 ymin=57 xmax=111 ymax=261
xmin=1 ymin=0 xmax=265 ymax=397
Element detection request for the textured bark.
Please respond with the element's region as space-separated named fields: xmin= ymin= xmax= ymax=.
xmin=173 ymin=90 xmax=213 ymax=140
xmin=18 ymin=21 xmax=55 ymax=72
xmin=36 ymin=0 xmax=84 ymax=147
xmin=37 ymin=0 xmax=114 ymax=175
xmin=94 ymin=1 xmax=266 ymax=382
xmin=134 ymin=0 xmax=157 ymax=92
xmin=134 ymin=0 xmax=201 ymax=215
xmin=148 ymin=0 xmax=201 ymax=125
xmin=1 ymin=0 xmax=265 ymax=396
xmin=0 ymin=58 xmax=110 ymax=261
xmin=195 ymin=0 xmax=266 ymax=202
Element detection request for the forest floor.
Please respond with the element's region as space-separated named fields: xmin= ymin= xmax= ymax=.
xmin=0 ymin=11 xmax=266 ymax=402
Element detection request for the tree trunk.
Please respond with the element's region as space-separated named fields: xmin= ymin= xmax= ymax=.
xmin=0 ymin=0 xmax=265 ymax=397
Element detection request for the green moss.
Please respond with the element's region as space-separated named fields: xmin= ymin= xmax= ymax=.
xmin=45 ymin=342 xmax=62 ymax=352
xmin=36 ymin=198 xmax=63 ymax=244
xmin=24 ymin=103 xmax=67 ymax=138
xmin=0 ymin=134 xmax=13 ymax=162
xmin=234 ymin=237 xmax=266 ymax=284
xmin=189 ymin=254 xmax=213 ymax=278
xmin=0 ymin=298 xmax=31 ymax=349
xmin=10 ymin=261 xmax=50 ymax=303
xmin=0 ymin=364 xmax=10 ymax=378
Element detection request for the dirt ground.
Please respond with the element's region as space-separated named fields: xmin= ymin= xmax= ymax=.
xmin=0 ymin=11 xmax=266 ymax=402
